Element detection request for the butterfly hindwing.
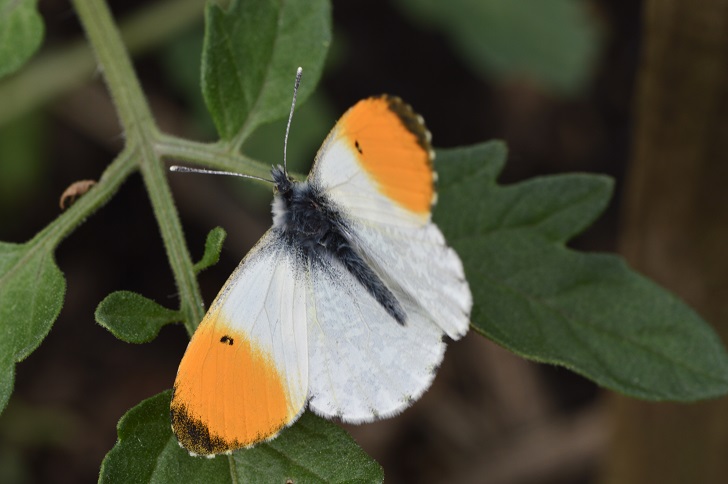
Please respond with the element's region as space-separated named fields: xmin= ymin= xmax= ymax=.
xmin=349 ymin=220 xmax=471 ymax=340
xmin=171 ymin=231 xmax=309 ymax=455
xmin=306 ymin=252 xmax=446 ymax=422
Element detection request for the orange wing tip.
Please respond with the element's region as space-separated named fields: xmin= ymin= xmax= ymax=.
xmin=385 ymin=97 xmax=436 ymax=174
xmin=343 ymin=95 xmax=438 ymax=214
xmin=381 ymin=95 xmax=434 ymax=155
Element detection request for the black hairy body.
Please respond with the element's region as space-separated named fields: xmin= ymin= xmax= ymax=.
xmin=270 ymin=165 xmax=406 ymax=325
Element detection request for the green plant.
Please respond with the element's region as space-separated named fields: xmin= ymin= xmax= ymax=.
xmin=1 ymin=0 xmax=727 ymax=482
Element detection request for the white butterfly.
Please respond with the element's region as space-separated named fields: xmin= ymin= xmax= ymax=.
xmin=170 ymin=79 xmax=472 ymax=456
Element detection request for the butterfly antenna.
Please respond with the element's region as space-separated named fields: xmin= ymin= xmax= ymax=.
xmin=284 ymin=67 xmax=303 ymax=174
xmin=169 ymin=165 xmax=273 ymax=184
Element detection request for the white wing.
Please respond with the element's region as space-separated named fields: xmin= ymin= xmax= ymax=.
xmin=347 ymin=219 xmax=471 ymax=340
xmin=309 ymin=96 xmax=470 ymax=337
xmin=302 ymin=96 xmax=472 ymax=420
xmin=305 ymin=253 xmax=447 ymax=422
xmin=310 ymin=96 xmax=436 ymax=229
xmin=211 ymin=230 xmax=310 ymax=403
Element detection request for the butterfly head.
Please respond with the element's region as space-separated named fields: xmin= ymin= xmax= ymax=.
xmin=271 ymin=164 xmax=300 ymax=231
xmin=271 ymin=164 xmax=293 ymax=195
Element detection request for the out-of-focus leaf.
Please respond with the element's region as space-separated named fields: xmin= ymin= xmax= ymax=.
xmin=434 ymin=141 xmax=728 ymax=400
xmin=160 ymin=25 xmax=217 ymax=137
xmin=395 ymin=0 xmax=600 ymax=94
xmin=0 ymin=0 xmax=44 ymax=79
xmin=242 ymin=91 xmax=334 ymax=173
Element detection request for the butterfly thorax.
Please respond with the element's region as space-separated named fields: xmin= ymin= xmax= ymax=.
xmin=271 ymin=165 xmax=340 ymax=252
xmin=270 ymin=164 xmax=406 ymax=324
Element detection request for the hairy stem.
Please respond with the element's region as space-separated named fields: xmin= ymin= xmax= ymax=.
xmin=155 ymin=134 xmax=272 ymax=182
xmin=33 ymin=148 xmax=137 ymax=251
xmin=72 ymin=0 xmax=204 ymax=333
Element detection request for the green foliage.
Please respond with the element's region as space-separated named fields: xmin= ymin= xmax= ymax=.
xmin=242 ymin=90 xmax=336 ymax=176
xmin=193 ymin=226 xmax=226 ymax=274
xmin=395 ymin=0 xmax=600 ymax=94
xmin=435 ymin=142 xmax=728 ymax=400
xmin=161 ymin=25 xmax=216 ymax=137
xmin=0 ymin=0 xmax=44 ymax=79
xmin=202 ymin=0 xmax=331 ymax=142
xmin=94 ymin=228 xmax=226 ymax=343
xmin=1 ymin=0 xmax=727 ymax=482
xmin=0 ymin=240 xmax=65 ymax=413
xmin=95 ymin=291 xmax=181 ymax=344
xmin=99 ymin=391 xmax=384 ymax=484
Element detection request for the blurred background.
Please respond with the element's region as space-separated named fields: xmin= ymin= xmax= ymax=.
xmin=2 ymin=0 xmax=727 ymax=482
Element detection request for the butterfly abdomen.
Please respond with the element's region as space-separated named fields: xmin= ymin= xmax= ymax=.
xmin=271 ymin=166 xmax=406 ymax=324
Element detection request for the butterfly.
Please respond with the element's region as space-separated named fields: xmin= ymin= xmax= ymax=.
xmin=170 ymin=75 xmax=472 ymax=456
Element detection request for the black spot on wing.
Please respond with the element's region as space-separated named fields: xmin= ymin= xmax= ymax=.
xmin=220 ymin=335 xmax=234 ymax=345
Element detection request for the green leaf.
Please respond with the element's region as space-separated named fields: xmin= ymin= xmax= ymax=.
xmin=99 ymin=390 xmax=384 ymax=483
xmin=95 ymin=291 xmax=181 ymax=344
xmin=242 ymin=89 xmax=335 ymax=175
xmin=0 ymin=240 xmax=65 ymax=413
xmin=395 ymin=0 xmax=600 ymax=94
xmin=435 ymin=142 xmax=728 ymax=401
xmin=0 ymin=0 xmax=44 ymax=79
xmin=202 ymin=0 xmax=332 ymax=142
xmin=193 ymin=226 xmax=226 ymax=274
xmin=161 ymin=26 xmax=217 ymax=137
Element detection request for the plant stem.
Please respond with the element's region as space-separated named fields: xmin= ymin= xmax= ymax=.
xmin=72 ymin=0 xmax=204 ymax=333
xmin=141 ymin=144 xmax=205 ymax=335
xmin=155 ymin=134 xmax=273 ymax=182
xmin=33 ymin=147 xmax=138 ymax=250
xmin=71 ymin=0 xmax=154 ymax=134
